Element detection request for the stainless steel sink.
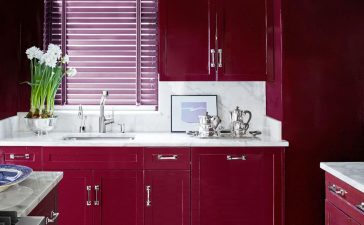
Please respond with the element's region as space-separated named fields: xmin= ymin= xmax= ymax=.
xmin=62 ymin=133 xmax=135 ymax=141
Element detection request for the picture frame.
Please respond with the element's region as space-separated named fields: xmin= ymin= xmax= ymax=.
xmin=171 ymin=95 xmax=218 ymax=132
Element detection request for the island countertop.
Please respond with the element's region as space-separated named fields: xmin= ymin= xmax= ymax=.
xmin=0 ymin=172 xmax=63 ymax=216
xmin=320 ymin=162 xmax=364 ymax=193
xmin=0 ymin=132 xmax=288 ymax=147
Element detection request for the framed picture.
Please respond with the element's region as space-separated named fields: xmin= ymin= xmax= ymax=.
xmin=171 ymin=95 xmax=218 ymax=132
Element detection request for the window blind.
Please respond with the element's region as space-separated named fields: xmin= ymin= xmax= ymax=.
xmin=44 ymin=0 xmax=158 ymax=106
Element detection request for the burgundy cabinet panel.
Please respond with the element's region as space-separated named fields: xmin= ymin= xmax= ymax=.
xmin=144 ymin=147 xmax=190 ymax=170
xmin=57 ymin=170 xmax=93 ymax=225
xmin=144 ymin=170 xmax=190 ymax=225
xmin=159 ymin=0 xmax=215 ymax=81
xmin=217 ymin=0 xmax=273 ymax=81
xmin=43 ymin=147 xmax=143 ymax=170
xmin=93 ymin=170 xmax=143 ymax=225
xmin=30 ymin=187 xmax=59 ymax=224
xmin=326 ymin=200 xmax=360 ymax=225
xmin=192 ymin=148 xmax=282 ymax=225
xmin=0 ymin=146 xmax=42 ymax=170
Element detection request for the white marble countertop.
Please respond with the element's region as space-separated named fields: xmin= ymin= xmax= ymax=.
xmin=0 ymin=172 xmax=63 ymax=216
xmin=0 ymin=132 xmax=288 ymax=147
xmin=320 ymin=162 xmax=364 ymax=193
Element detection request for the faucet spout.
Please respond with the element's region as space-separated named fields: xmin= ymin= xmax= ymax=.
xmin=99 ymin=91 xmax=113 ymax=133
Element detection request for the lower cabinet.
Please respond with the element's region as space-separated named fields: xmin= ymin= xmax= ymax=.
xmin=30 ymin=186 xmax=59 ymax=224
xmin=144 ymin=170 xmax=190 ymax=225
xmin=192 ymin=147 xmax=283 ymax=225
xmin=325 ymin=200 xmax=360 ymax=225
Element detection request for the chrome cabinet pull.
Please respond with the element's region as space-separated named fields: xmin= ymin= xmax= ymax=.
xmin=356 ymin=203 xmax=364 ymax=213
xmin=86 ymin=186 xmax=91 ymax=206
xmin=227 ymin=155 xmax=247 ymax=161
xmin=94 ymin=185 xmax=100 ymax=206
xmin=328 ymin=184 xmax=347 ymax=197
xmin=146 ymin=185 xmax=151 ymax=207
xmin=46 ymin=211 xmax=59 ymax=224
xmin=10 ymin=154 xmax=30 ymax=160
xmin=210 ymin=49 xmax=216 ymax=68
xmin=157 ymin=155 xmax=178 ymax=160
xmin=218 ymin=49 xmax=223 ymax=67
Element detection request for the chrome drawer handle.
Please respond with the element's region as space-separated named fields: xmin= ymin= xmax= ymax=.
xmin=227 ymin=155 xmax=247 ymax=161
xmin=146 ymin=185 xmax=151 ymax=207
xmin=157 ymin=155 xmax=178 ymax=160
xmin=218 ymin=49 xmax=223 ymax=68
xmin=356 ymin=203 xmax=364 ymax=213
xmin=10 ymin=154 xmax=30 ymax=160
xmin=86 ymin=186 xmax=91 ymax=206
xmin=210 ymin=49 xmax=216 ymax=68
xmin=328 ymin=184 xmax=347 ymax=197
xmin=46 ymin=211 xmax=59 ymax=224
xmin=94 ymin=185 xmax=100 ymax=206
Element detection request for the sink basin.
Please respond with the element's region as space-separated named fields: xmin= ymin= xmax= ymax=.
xmin=62 ymin=133 xmax=135 ymax=141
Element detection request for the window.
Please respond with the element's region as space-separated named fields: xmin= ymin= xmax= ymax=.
xmin=44 ymin=0 xmax=158 ymax=108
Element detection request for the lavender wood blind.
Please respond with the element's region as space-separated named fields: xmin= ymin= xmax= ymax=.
xmin=44 ymin=0 xmax=158 ymax=106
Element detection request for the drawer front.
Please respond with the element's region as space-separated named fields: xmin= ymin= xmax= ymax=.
xmin=43 ymin=147 xmax=143 ymax=170
xmin=326 ymin=173 xmax=364 ymax=224
xmin=0 ymin=146 xmax=42 ymax=170
xmin=144 ymin=147 xmax=190 ymax=170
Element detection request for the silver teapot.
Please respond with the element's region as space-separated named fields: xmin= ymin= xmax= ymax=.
xmin=198 ymin=112 xmax=221 ymax=137
xmin=229 ymin=106 xmax=252 ymax=136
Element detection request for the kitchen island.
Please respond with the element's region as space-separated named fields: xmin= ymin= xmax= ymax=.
xmin=0 ymin=172 xmax=63 ymax=224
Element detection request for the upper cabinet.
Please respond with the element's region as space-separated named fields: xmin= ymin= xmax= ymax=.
xmin=159 ymin=0 xmax=274 ymax=81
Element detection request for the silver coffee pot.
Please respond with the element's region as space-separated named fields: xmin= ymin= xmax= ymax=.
xmin=229 ymin=106 xmax=252 ymax=137
xmin=198 ymin=112 xmax=221 ymax=137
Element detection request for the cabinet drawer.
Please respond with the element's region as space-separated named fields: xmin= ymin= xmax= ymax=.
xmin=0 ymin=146 xmax=42 ymax=170
xmin=43 ymin=147 xmax=143 ymax=170
xmin=144 ymin=148 xmax=190 ymax=170
xmin=326 ymin=173 xmax=364 ymax=224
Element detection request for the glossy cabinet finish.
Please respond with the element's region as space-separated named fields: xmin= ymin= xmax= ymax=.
xmin=159 ymin=0 xmax=215 ymax=81
xmin=144 ymin=171 xmax=190 ymax=225
xmin=324 ymin=173 xmax=364 ymax=225
xmin=192 ymin=147 xmax=283 ymax=225
xmin=0 ymin=146 xmax=42 ymax=170
xmin=159 ymin=0 xmax=276 ymax=81
xmin=94 ymin=170 xmax=143 ymax=225
xmin=144 ymin=147 xmax=190 ymax=170
xmin=326 ymin=200 xmax=360 ymax=225
xmin=56 ymin=170 xmax=93 ymax=225
xmin=217 ymin=0 xmax=273 ymax=81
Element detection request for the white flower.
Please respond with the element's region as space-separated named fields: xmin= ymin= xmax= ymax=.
xmin=62 ymin=54 xmax=70 ymax=64
xmin=26 ymin=46 xmax=43 ymax=60
xmin=47 ymin=44 xmax=62 ymax=60
xmin=66 ymin=67 xmax=77 ymax=77
xmin=40 ymin=52 xmax=58 ymax=68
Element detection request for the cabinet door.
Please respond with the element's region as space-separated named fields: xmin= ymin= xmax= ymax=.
xmin=159 ymin=0 xmax=215 ymax=81
xmin=93 ymin=170 xmax=143 ymax=225
xmin=217 ymin=0 xmax=273 ymax=81
xmin=144 ymin=170 xmax=190 ymax=225
xmin=57 ymin=170 xmax=93 ymax=225
xmin=326 ymin=200 xmax=360 ymax=225
xmin=192 ymin=148 xmax=277 ymax=225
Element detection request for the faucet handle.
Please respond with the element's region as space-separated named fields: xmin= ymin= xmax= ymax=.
xmin=118 ymin=123 xmax=126 ymax=133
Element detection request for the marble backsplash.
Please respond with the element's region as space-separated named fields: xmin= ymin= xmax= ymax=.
xmin=17 ymin=81 xmax=267 ymax=133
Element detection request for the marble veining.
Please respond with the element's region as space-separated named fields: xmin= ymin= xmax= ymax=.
xmin=17 ymin=82 xmax=266 ymax=133
xmin=320 ymin=162 xmax=364 ymax=193
xmin=0 ymin=172 xmax=63 ymax=216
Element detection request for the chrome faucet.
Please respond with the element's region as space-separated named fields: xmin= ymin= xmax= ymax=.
xmin=99 ymin=91 xmax=114 ymax=133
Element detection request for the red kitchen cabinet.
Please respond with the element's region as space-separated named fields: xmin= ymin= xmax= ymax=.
xmin=216 ymin=0 xmax=273 ymax=81
xmin=144 ymin=170 xmax=190 ymax=225
xmin=192 ymin=147 xmax=283 ymax=225
xmin=159 ymin=0 xmax=275 ymax=81
xmin=57 ymin=170 xmax=93 ymax=225
xmin=93 ymin=170 xmax=143 ymax=225
xmin=326 ymin=200 xmax=360 ymax=225
xmin=30 ymin=187 xmax=59 ymax=224
xmin=159 ymin=0 xmax=215 ymax=81
xmin=0 ymin=146 xmax=42 ymax=170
